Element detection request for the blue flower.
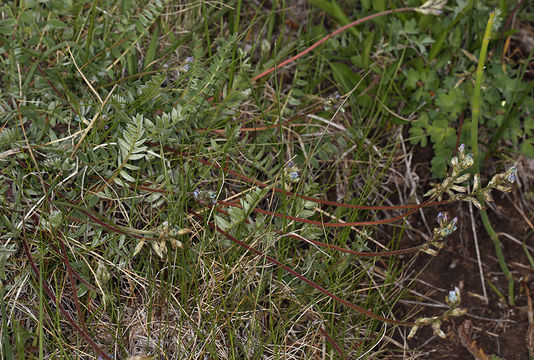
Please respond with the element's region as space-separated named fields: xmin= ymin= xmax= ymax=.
xmin=437 ymin=212 xmax=446 ymax=226
xmin=507 ymin=166 xmax=517 ymax=183
xmin=448 ymin=286 xmax=460 ymax=305
xmin=450 ymin=217 xmax=458 ymax=232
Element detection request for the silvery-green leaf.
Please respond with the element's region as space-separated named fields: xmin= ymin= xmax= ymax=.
xmin=113 ymin=177 xmax=127 ymax=186
xmin=120 ymin=170 xmax=135 ymax=182
xmin=129 ymin=153 xmax=146 ymax=161
xmin=50 ymin=210 xmax=63 ymax=229
xmin=123 ymin=162 xmax=140 ymax=171
xmin=117 ymin=138 xmax=129 ymax=155
xmin=145 ymin=192 xmax=162 ymax=203
xmin=214 ymin=214 xmax=230 ymax=231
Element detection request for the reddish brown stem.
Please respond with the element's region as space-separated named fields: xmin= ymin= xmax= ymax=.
xmin=251 ymin=8 xmax=414 ymax=82
xmin=214 ymin=206 xmax=427 ymax=257
xmin=319 ymin=326 xmax=346 ymax=359
xmin=217 ymin=199 xmax=435 ymax=227
xmin=59 ymin=230 xmax=87 ymax=331
xmin=151 ymin=143 xmax=448 ymax=212
xmin=21 ymin=228 xmax=111 ymax=360
xmin=189 ymin=209 xmax=413 ymax=326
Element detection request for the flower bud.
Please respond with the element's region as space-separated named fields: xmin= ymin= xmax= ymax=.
xmin=506 ymin=166 xmax=517 ymax=183
xmin=437 ymin=212 xmax=447 ymax=226
xmin=408 ymin=325 xmax=419 ymax=339
xmin=454 ymin=173 xmax=470 ymax=183
xmin=447 ymin=286 xmax=461 ymax=306
xmin=451 ymin=185 xmax=467 ymax=193
xmin=458 ymin=143 xmax=465 ymax=160
xmin=473 ymin=174 xmax=481 ymax=191
xmin=463 ymin=153 xmax=474 ymax=168
xmin=432 ymin=320 xmax=446 ymax=338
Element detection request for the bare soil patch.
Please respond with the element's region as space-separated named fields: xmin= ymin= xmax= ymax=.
xmin=401 ymin=152 xmax=533 ymax=359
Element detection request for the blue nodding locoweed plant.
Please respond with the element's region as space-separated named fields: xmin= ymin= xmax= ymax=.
xmin=419 ymin=143 xmax=517 ymax=260
xmin=2 ymin=1 xmax=523 ymax=356
xmin=423 ymin=143 xmax=517 ymax=208
xmin=408 ymin=286 xmax=467 ymax=339
xmin=406 ymin=144 xmax=517 ymax=337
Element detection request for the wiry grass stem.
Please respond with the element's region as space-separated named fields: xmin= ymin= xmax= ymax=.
xmin=471 ymin=11 xmax=495 ymax=163
xmin=471 ymin=11 xmax=515 ymax=305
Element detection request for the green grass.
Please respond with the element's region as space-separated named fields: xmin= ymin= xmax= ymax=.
xmin=0 ymin=0 xmax=531 ymax=359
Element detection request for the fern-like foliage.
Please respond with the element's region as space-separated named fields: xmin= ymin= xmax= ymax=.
xmin=0 ymin=127 xmax=17 ymax=149
xmin=144 ymin=106 xmax=182 ymax=143
xmin=129 ymin=72 xmax=167 ymax=112
xmin=215 ymin=187 xmax=270 ymax=231
xmin=113 ymin=0 xmax=166 ymax=64
xmin=115 ymin=113 xmax=148 ymax=185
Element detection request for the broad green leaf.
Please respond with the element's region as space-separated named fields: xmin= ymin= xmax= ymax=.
xmin=329 ymin=62 xmax=363 ymax=94
xmin=143 ymin=24 xmax=159 ymax=72
xmin=520 ymin=139 xmax=534 ymax=158
xmin=47 ymin=18 xmax=67 ymax=29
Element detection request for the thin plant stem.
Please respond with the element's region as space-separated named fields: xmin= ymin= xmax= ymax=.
xmin=39 ymin=240 xmax=44 ymax=359
xmin=190 ymin=210 xmax=414 ymax=327
xmin=480 ymin=209 xmax=515 ymax=305
xmin=468 ymin=195 xmax=488 ymax=303
xmin=471 ymin=11 xmax=515 ymax=306
xmin=471 ymin=11 xmax=494 ymax=163
xmin=252 ymin=7 xmax=415 ymax=82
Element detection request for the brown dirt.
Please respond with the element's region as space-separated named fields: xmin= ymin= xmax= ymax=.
xmin=399 ymin=153 xmax=534 ymax=359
